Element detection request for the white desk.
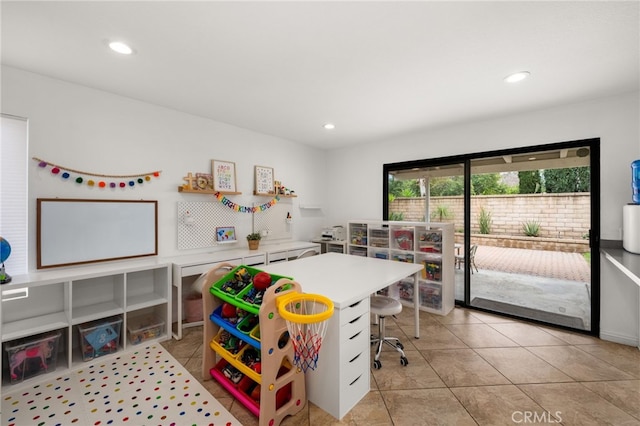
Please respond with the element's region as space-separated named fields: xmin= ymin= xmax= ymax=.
xmin=262 ymin=253 xmax=422 ymax=420
xmin=168 ymin=240 xmax=320 ymax=339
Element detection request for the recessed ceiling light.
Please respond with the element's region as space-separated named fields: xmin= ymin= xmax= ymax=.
xmin=528 ymin=157 xmax=537 ymax=161
xmin=504 ymin=71 xmax=530 ymax=83
xmin=323 ymin=123 xmax=335 ymax=130
xmin=109 ymin=41 xmax=134 ymax=55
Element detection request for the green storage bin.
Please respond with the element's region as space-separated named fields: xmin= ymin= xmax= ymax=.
xmin=210 ymin=265 xmax=292 ymax=314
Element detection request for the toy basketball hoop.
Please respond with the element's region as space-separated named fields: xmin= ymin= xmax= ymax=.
xmin=277 ymin=292 xmax=334 ymax=372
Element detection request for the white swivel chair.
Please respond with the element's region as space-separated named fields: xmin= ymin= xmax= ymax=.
xmin=370 ymin=295 xmax=408 ymax=369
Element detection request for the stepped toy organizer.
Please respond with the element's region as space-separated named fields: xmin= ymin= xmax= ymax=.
xmin=202 ymin=263 xmax=306 ymax=426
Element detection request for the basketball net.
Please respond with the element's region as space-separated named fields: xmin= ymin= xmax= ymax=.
xmin=278 ymin=293 xmax=333 ymax=373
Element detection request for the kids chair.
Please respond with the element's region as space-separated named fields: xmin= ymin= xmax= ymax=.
xmin=296 ymin=248 xmax=319 ymax=259
xmin=370 ymin=295 xmax=408 ymax=369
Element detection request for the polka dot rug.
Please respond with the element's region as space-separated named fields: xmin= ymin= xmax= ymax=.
xmin=2 ymin=344 xmax=240 ymax=426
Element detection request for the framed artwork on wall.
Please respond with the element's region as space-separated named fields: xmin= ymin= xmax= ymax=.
xmin=255 ymin=165 xmax=274 ymax=194
xmin=215 ymin=226 xmax=236 ymax=243
xmin=211 ymin=160 xmax=237 ymax=192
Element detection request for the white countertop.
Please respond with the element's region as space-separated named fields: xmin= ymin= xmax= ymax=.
xmin=262 ymin=253 xmax=423 ymax=308
xmin=602 ymin=248 xmax=640 ymax=287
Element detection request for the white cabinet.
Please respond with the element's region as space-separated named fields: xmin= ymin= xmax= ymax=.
xmin=347 ymin=220 xmax=454 ymax=316
xmin=1 ymin=259 xmax=171 ymax=390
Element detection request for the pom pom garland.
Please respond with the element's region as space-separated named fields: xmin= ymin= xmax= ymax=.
xmin=34 ymin=157 xmax=161 ymax=189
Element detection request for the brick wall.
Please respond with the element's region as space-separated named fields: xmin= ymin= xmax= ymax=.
xmin=390 ymin=194 xmax=591 ymax=252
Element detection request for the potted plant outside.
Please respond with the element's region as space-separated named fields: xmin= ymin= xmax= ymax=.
xmin=246 ymin=232 xmax=262 ymax=250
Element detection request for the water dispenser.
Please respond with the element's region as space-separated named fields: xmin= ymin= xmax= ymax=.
xmin=623 ymin=159 xmax=640 ymax=254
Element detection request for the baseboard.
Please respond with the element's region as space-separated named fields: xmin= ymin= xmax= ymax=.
xmin=599 ymin=330 xmax=639 ymax=348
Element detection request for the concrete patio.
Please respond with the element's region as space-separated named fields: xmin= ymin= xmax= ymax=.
xmin=454 ymin=245 xmax=592 ymax=330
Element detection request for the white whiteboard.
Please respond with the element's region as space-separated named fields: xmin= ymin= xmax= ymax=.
xmin=37 ymin=199 xmax=157 ymax=269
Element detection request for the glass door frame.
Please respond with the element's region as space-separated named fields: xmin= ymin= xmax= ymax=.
xmin=383 ymin=137 xmax=600 ymax=336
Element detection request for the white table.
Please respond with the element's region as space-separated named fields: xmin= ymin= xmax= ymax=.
xmin=262 ymin=253 xmax=422 ymax=420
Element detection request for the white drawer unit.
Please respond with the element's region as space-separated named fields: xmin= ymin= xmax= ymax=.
xmin=305 ymin=297 xmax=370 ymax=419
xmin=0 ymin=259 xmax=171 ymax=390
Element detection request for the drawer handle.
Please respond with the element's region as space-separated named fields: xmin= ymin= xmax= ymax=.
xmin=349 ymin=331 xmax=362 ymax=341
xmin=349 ymin=374 xmax=362 ymax=386
xmin=349 ymin=314 xmax=363 ymax=324
xmin=349 ymin=352 xmax=362 ymax=363
xmin=349 ymin=300 xmax=363 ymax=308
xmin=1 ymin=287 xmax=29 ymax=301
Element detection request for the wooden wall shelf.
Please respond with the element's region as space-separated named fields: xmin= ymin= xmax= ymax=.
xmin=254 ymin=192 xmax=297 ymax=197
xmin=178 ymin=187 xmax=242 ymax=195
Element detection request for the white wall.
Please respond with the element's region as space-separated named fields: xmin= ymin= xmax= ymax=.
xmin=1 ymin=66 xmax=329 ymax=270
xmin=325 ymin=91 xmax=640 ymax=344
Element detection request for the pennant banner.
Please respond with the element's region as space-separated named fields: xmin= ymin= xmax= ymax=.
xmin=33 ymin=157 xmax=161 ymax=188
xmin=214 ymin=192 xmax=280 ymax=213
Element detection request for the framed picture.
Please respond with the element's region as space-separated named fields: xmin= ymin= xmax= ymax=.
xmin=215 ymin=226 xmax=236 ymax=243
xmin=211 ymin=160 xmax=237 ymax=192
xmin=255 ymin=165 xmax=274 ymax=194
xmin=195 ymin=173 xmax=213 ymax=190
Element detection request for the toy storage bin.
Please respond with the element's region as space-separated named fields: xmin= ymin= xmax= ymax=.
xmin=78 ymin=317 xmax=122 ymax=361
xmin=4 ymin=331 xmax=61 ymax=384
xmin=127 ymin=314 xmax=165 ymax=345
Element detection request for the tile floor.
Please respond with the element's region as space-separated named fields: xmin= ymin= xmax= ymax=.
xmin=162 ymin=307 xmax=640 ymax=426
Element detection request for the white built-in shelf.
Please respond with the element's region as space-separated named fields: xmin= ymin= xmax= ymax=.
xmin=0 ymin=260 xmax=171 ymax=391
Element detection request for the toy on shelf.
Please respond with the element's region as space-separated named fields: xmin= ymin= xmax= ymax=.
xmin=275 ymin=180 xmax=296 ymax=196
xmin=182 ymin=172 xmax=196 ymax=190
xmin=220 ymin=267 xmax=252 ymax=295
xmin=393 ymin=229 xmax=414 ymax=250
xmin=79 ymin=317 xmax=122 ymax=360
xmin=423 ymin=261 xmax=442 ymax=281
xmin=8 ymin=335 xmax=57 ymax=382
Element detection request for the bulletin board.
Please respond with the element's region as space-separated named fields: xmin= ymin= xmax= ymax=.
xmin=37 ymin=199 xmax=157 ymax=269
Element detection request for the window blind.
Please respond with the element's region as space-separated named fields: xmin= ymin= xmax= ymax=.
xmin=0 ymin=114 xmax=28 ymax=275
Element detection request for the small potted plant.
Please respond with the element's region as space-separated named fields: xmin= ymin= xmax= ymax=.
xmin=246 ymin=232 xmax=262 ymax=250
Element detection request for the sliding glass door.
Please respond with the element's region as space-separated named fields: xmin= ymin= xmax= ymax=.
xmin=383 ymin=139 xmax=599 ymax=335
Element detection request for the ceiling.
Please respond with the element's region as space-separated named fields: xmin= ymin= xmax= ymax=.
xmin=1 ymin=1 xmax=638 ymax=150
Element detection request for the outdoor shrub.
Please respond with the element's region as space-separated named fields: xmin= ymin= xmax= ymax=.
xmin=522 ymin=220 xmax=541 ymax=237
xmin=478 ymin=207 xmax=492 ymax=234
xmin=389 ymin=211 xmax=404 ymax=221
xmin=430 ymin=205 xmax=453 ymax=221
